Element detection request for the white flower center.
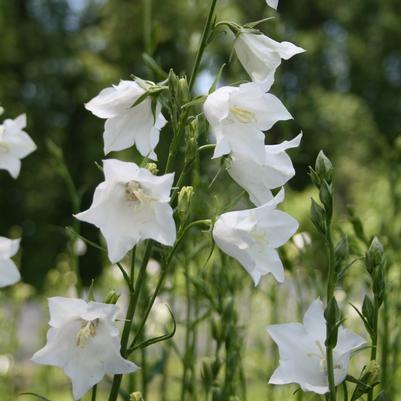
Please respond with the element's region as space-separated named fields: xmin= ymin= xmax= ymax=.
xmin=125 ymin=180 xmax=154 ymax=204
xmin=75 ymin=319 xmax=98 ymax=348
xmin=229 ymin=106 xmax=256 ymax=123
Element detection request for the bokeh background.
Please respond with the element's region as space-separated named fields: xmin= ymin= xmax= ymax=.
xmin=1 ymin=0 xmax=401 ymax=400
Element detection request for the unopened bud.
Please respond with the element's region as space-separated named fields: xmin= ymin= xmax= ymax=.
xmin=310 ymin=198 xmax=326 ymax=234
xmin=319 ymin=180 xmax=333 ymax=218
xmin=365 ymin=237 xmax=384 ymax=274
xmin=315 ymin=151 xmax=333 ymax=185
xmin=178 ymin=77 xmax=190 ymax=103
xmin=324 ymin=297 xmax=340 ymax=347
xmin=365 ymin=360 xmax=381 ymax=386
xmin=144 ymin=162 xmax=158 ymax=175
xmin=0 ymin=106 xmax=4 ymax=116
xmin=178 ymin=186 xmax=194 ymax=226
xmin=105 ymin=290 xmax=120 ymax=305
xmin=130 ymin=392 xmax=144 ymax=401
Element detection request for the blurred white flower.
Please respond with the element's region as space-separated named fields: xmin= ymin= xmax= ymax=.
xmin=147 ymin=258 xmax=161 ymax=276
xmin=32 ymin=297 xmax=138 ymax=400
xmin=75 ymin=159 xmax=176 ymax=263
xmin=292 ymin=231 xmax=312 ymax=251
xmin=73 ymin=238 xmax=87 ymax=256
xmin=234 ymin=30 xmax=305 ymax=82
xmin=212 ymin=189 xmax=298 ymax=285
xmin=204 ymin=82 xmax=292 ymax=163
xmin=228 ymin=133 xmax=302 ymax=205
xmin=266 ymin=0 xmax=279 ymax=9
xmin=85 ymin=80 xmax=167 ymax=159
xmin=0 ymin=114 xmax=36 ymax=178
xmin=267 ymin=299 xmax=366 ymax=394
xmin=0 ymin=236 xmax=21 ymax=288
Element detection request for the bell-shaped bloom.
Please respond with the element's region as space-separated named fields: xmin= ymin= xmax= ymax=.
xmin=32 ymin=297 xmax=138 ymax=400
xmin=266 ymin=0 xmax=279 ymax=9
xmin=212 ymin=189 xmax=298 ymax=285
xmin=75 ymin=159 xmax=176 ymax=263
xmin=85 ymin=80 xmax=167 ymax=159
xmin=0 ymin=236 xmax=21 ymax=287
xmin=267 ymin=299 xmax=366 ymax=394
xmin=227 ymin=133 xmax=302 ymax=205
xmin=204 ymin=82 xmax=292 ymax=163
xmin=234 ymin=30 xmax=305 ymax=82
xmin=0 ymin=114 xmax=36 ymax=178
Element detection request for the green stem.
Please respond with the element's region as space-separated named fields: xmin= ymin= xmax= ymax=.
xmin=180 ymin=258 xmax=192 ymax=401
xmin=91 ymin=385 xmax=97 ymax=401
xmin=325 ymin=221 xmax=337 ymax=401
xmin=368 ymin=298 xmax=379 ymax=401
xmin=188 ymin=0 xmax=218 ymax=91
xmin=108 ymin=242 xmax=153 ymax=401
xmin=127 ymin=220 xmax=211 ymax=355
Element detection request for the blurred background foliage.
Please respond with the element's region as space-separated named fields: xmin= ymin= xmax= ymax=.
xmin=1 ymin=0 xmax=401 ymax=400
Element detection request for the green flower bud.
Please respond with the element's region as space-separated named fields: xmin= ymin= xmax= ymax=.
xmin=185 ymin=117 xmax=199 ymax=163
xmin=130 ymin=392 xmax=144 ymax=401
xmin=315 ymin=150 xmax=333 ymax=185
xmin=211 ymin=318 xmax=223 ymax=342
xmin=319 ymin=180 xmax=333 ymax=218
xmin=178 ymin=186 xmax=194 ymax=226
xmin=334 ymin=236 xmax=349 ymax=272
xmin=178 ymin=77 xmax=190 ymax=103
xmin=144 ymin=162 xmax=158 ymax=175
xmin=324 ymin=298 xmax=340 ymax=348
xmin=365 ymin=237 xmax=384 ymax=274
xmin=105 ymin=290 xmax=120 ymax=305
xmin=310 ymin=198 xmax=326 ymax=234
xmin=365 ymin=360 xmax=381 ymax=386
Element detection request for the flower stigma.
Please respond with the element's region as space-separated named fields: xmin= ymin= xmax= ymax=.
xmin=76 ymin=319 xmax=98 ymax=348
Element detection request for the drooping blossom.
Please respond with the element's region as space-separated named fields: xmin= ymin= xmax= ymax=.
xmin=234 ymin=30 xmax=305 ymax=82
xmin=32 ymin=297 xmax=138 ymax=400
xmin=85 ymin=80 xmax=167 ymax=159
xmin=266 ymin=0 xmax=279 ymax=9
xmin=212 ymin=189 xmax=298 ymax=285
xmin=227 ymin=133 xmax=302 ymax=205
xmin=204 ymin=82 xmax=292 ymax=163
xmin=267 ymin=299 xmax=366 ymax=394
xmin=0 ymin=236 xmax=21 ymax=287
xmin=0 ymin=114 xmax=36 ymax=178
xmin=75 ymin=159 xmax=176 ymax=263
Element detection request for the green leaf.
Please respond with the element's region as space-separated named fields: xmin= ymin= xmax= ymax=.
xmin=19 ymin=393 xmax=52 ymax=401
xmin=208 ymin=63 xmax=226 ymax=94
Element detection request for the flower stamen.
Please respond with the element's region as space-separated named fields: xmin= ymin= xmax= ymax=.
xmin=230 ymin=106 xmax=256 ymax=123
xmin=76 ymin=319 xmax=98 ymax=347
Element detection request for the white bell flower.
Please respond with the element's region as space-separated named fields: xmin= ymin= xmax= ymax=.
xmin=227 ymin=133 xmax=302 ymax=205
xmin=0 ymin=237 xmax=21 ymax=287
xmin=266 ymin=0 xmax=279 ymax=9
xmin=234 ymin=30 xmax=305 ymax=82
xmin=204 ymin=82 xmax=292 ymax=163
xmin=75 ymin=159 xmax=176 ymax=263
xmin=85 ymin=80 xmax=167 ymax=159
xmin=212 ymin=189 xmax=298 ymax=285
xmin=267 ymin=299 xmax=366 ymax=394
xmin=32 ymin=297 xmax=138 ymax=400
xmin=0 ymin=114 xmax=36 ymax=178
